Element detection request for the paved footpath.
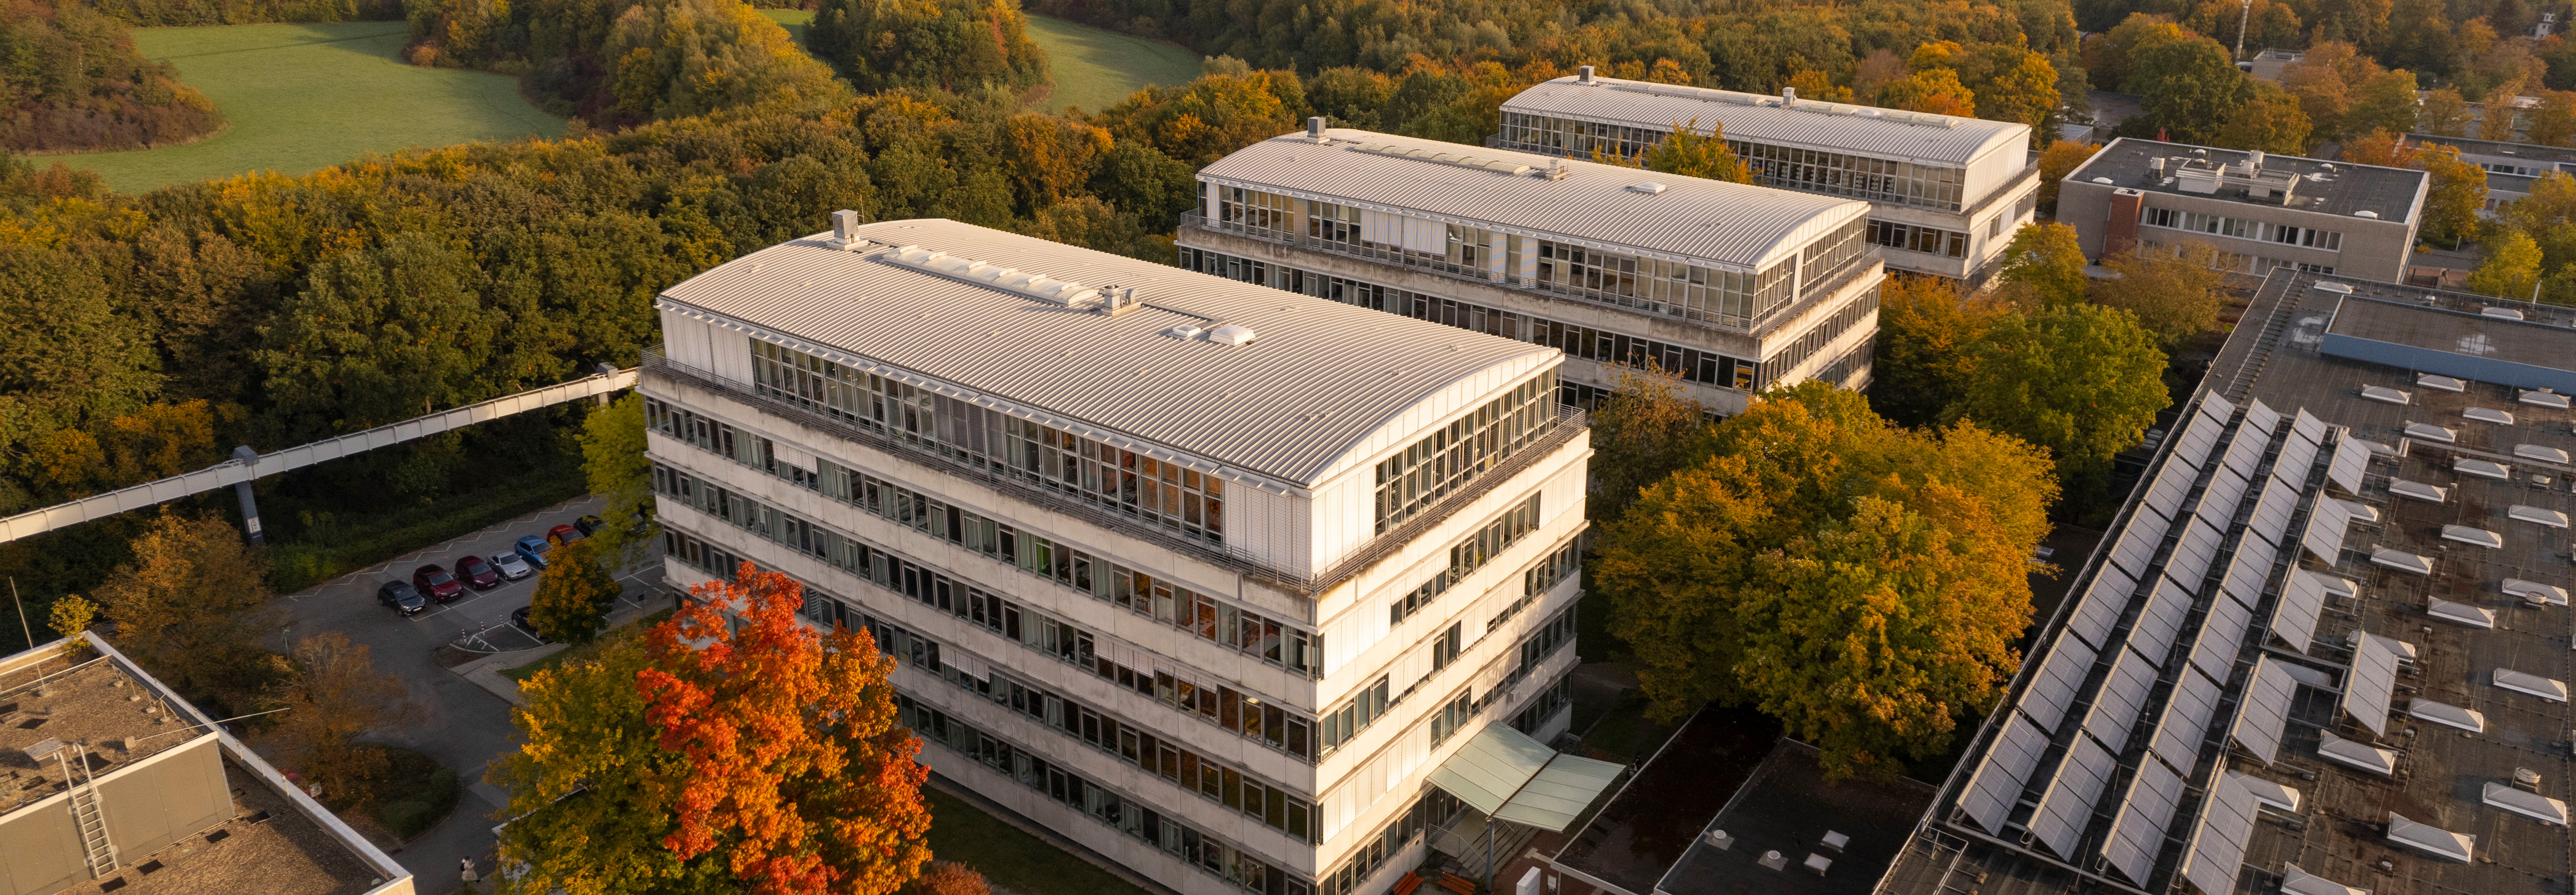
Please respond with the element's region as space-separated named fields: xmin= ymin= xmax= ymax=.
xmin=267 ymin=493 xmax=668 ymax=895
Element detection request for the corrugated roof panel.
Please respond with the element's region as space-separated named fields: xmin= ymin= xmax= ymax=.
xmin=2180 ymin=771 xmax=2260 ymax=895
xmin=2242 ymin=399 xmax=2282 ymax=437
xmin=1500 ymin=76 xmax=2029 ymax=166
xmin=2343 ymin=633 xmax=2403 ymax=736
xmin=2019 ymin=636 xmax=2099 ymax=732
xmin=1959 ymin=711 xmax=2050 ymax=833
xmin=2221 ymin=528 xmax=2279 ymax=611
xmin=2173 ymin=400 xmax=2231 ymax=470
xmin=2102 ymin=758 xmax=2186 ymax=884
xmin=2326 ymin=434 xmax=2370 ymax=494
xmin=2030 ymin=736 xmax=2119 ymax=859
xmin=661 ymin=221 xmax=1560 ymax=486
xmin=1197 ymin=130 xmax=1870 ymax=271
xmin=2153 ymin=665 xmax=2224 ymax=773
xmin=2129 ymin=576 xmax=2197 ymax=664
xmin=2271 ymin=570 xmax=2332 ymax=652
xmin=2069 ymin=563 xmax=2137 ymax=650
xmin=2290 ymin=407 xmax=2329 ymax=445
xmin=2274 ymin=427 xmax=2321 ymax=490
xmin=2084 ymin=648 xmax=2159 ymax=751
xmin=2232 ymin=657 xmax=2300 ymax=764
xmin=2221 ymin=425 xmax=2272 ymax=482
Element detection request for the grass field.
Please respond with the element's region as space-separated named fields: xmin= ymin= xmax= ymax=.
xmin=61 ymin=21 xmax=564 ymax=193
xmin=926 ymin=787 xmax=1152 ymax=895
xmin=757 ymin=10 xmax=1195 ymax=114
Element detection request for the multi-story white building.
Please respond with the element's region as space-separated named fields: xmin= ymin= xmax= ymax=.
xmin=1178 ymin=125 xmax=1883 ymax=416
xmin=1487 ymin=67 xmax=2039 ymax=284
xmin=640 ymin=217 xmax=1602 ymax=895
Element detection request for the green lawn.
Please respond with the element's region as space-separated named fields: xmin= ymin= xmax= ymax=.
xmin=926 ymin=787 xmax=1152 ymax=895
xmin=1021 ymin=14 xmax=1199 ymax=114
xmin=60 ymin=21 xmax=564 ymax=193
xmin=759 ymin=9 xmax=811 ymax=47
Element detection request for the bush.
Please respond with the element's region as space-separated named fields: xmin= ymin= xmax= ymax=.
xmin=367 ymin=747 xmax=460 ymax=840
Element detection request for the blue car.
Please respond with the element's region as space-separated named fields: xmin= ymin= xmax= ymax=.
xmin=514 ymin=535 xmax=552 ymax=570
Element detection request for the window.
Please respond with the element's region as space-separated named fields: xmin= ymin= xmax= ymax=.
xmin=1372 ymin=380 xmax=1556 ymax=533
xmin=1429 ymin=688 xmax=1474 ymax=746
xmin=1866 ymin=220 xmax=1968 ymax=258
xmin=2139 ymin=208 xmax=2341 ymax=251
xmin=1320 ymin=676 xmax=1391 ymax=754
xmin=1430 ymin=623 xmax=1463 ymax=671
xmin=1217 ymin=187 xmax=1295 ymax=236
xmin=1535 ymin=240 xmax=1793 ymax=327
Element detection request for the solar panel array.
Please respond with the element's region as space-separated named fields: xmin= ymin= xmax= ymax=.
xmin=1945 ymin=391 xmax=2367 ymax=891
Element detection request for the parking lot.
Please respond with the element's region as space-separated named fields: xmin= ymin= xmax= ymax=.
xmin=271 ymin=492 xmax=667 ymax=894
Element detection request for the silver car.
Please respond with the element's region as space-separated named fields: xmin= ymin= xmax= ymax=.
xmin=490 ymin=552 xmax=535 ymax=582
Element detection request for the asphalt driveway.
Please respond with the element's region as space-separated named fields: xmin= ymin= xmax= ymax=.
xmin=269 ymin=493 xmax=666 ymax=894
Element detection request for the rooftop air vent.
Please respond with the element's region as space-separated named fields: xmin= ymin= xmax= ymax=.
xmin=1628 ymin=182 xmax=1669 ymax=194
xmin=2314 ymin=280 xmax=2354 ymax=294
xmin=1306 ymin=116 xmax=1327 ymax=142
xmin=882 ymin=246 xmax=1107 ymax=309
xmin=1782 ymin=86 xmax=1797 ymax=104
xmin=1206 ymin=324 xmax=1256 ymax=346
xmin=1577 ymin=65 xmax=1595 ymax=85
xmin=2483 ymin=306 xmax=2526 ymax=320
xmin=2092 ymin=176 xmax=2114 ymax=184
xmin=830 ymin=209 xmax=868 ymax=248
xmin=2356 ymin=210 xmax=2380 ymax=218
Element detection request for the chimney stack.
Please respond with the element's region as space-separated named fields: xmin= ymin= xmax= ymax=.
xmin=1307 ymin=116 xmax=1326 ymax=141
xmin=1782 ymin=86 xmax=1797 ymax=103
xmin=1577 ymin=65 xmax=1595 ymax=84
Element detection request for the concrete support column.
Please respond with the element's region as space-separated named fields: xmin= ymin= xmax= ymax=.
xmin=230 ymin=445 xmax=263 ymax=545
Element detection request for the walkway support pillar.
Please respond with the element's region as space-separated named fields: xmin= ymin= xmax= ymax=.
xmin=230 ymin=445 xmax=263 ymax=545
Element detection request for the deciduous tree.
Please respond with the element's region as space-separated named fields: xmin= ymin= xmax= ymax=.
xmin=2036 ymin=140 xmax=2101 ymax=213
xmin=2413 ymin=144 xmax=2488 ymax=247
xmin=269 ymin=631 xmax=420 ymax=806
xmin=2527 ymin=91 xmax=2576 ymax=148
xmin=2471 ymin=230 xmax=2544 ymax=298
xmin=905 ymin=862 xmax=991 ymax=895
xmin=2417 ymin=88 xmax=2474 ymax=137
xmin=91 ymin=510 xmax=280 ymax=709
xmin=49 ymin=594 xmax=93 ymax=658
xmin=530 ymin=539 xmax=620 ymax=643
xmin=1997 ymin=222 xmax=2089 ymax=307
xmin=2214 ymin=82 xmax=2313 ymax=154
xmin=1643 ymin=119 xmax=1753 ymax=183
xmin=2124 ymin=27 xmax=2246 ymax=143
xmin=1877 ymin=68 xmax=1977 ymax=116
xmin=495 ymin=636 xmax=720 ymax=895
xmin=581 ymin=394 xmax=656 ymax=569
xmin=2094 ymin=244 xmax=2228 ymax=343
xmin=1589 ymin=365 xmax=1710 ymax=522
xmin=640 ymin=565 xmax=932 ymax=895
xmin=1946 ymin=305 xmax=2171 ymax=503
xmin=1870 ymin=276 xmax=2012 ymax=428
xmin=1596 ymin=383 xmax=2054 ymax=779
xmin=2345 ymin=69 xmax=2423 ymax=137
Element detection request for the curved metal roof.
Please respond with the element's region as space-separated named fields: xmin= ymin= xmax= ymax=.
xmin=1195 ymin=128 xmax=1869 ymax=271
xmin=1501 ymin=75 xmax=2029 ymax=167
xmin=658 ymin=219 xmax=1559 ymax=487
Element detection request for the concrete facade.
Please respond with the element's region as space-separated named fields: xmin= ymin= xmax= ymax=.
xmin=2060 ymin=138 xmax=2428 ymax=283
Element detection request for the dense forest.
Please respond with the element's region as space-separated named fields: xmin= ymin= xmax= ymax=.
xmin=0 ymin=1 xmax=221 ymax=151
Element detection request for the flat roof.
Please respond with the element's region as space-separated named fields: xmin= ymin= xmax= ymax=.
xmin=113 ymin=755 xmax=387 ymax=895
xmin=2067 ymin=137 xmax=2427 ymax=221
xmin=2321 ymin=293 xmax=2576 ymax=392
xmin=1873 ymin=270 xmax=2576 ymax=895
xmin=658 ymin=219 xmax=1560 ymax=486
xmin=1554 ymin=707 xmax=1782 ymax=894
xmin=1655 ymin=741 xmax=1934 ymax=895
xmin=1196 ymin=128 xmax=1869 ymax=271
xmin=2402 ymin=132 xmax=2576 ymax=166
xmin=1500 ymin=76 xmax=2028 ymax=167
xmin=1 ymin=659 xmax=192 ymax=806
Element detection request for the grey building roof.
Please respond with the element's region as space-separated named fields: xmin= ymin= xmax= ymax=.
xmin=2067 ymin=137 xmax=2428 ymax=222
xmin=2401 ymin=132 xmax=2576 ymax=169
xmin=1498 ymin=75 xmax=2029 ymax=167
xmin=657 ymin=219 xmax=1559 ymax=487
xmin=1196 ymin=128 xmax=1869 ymax=271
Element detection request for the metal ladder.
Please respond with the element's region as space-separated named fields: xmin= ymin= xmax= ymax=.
xmin=58 ymin=745 xmax=117 ymax=877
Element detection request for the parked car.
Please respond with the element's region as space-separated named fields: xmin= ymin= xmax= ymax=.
xmin=489 ymin=551 xmax=534 ymax=582
xmin=514 ymin=535 xmax=551 ymax=570
xmin=455 ymin=555 xmax=502 ymax=589
xmin=572 ymin=515 xmax=604 ymax=537
xmin=510 ymin=605 xmax=547 ymax=642
xmin=376 ymin=581 xmax=427 ymax=616
xmin=546 ymin=523 xmax=583 ymax=547
xmin=412 ymin=564 xmax=465 ymax=603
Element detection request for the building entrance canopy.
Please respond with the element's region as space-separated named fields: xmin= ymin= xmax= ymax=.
xmin=1425 ymin=723 xmax=1626 ymax=833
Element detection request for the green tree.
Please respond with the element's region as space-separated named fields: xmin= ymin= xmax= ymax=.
xmin=91 ymin=510 xmax=282 ymax=710
xmin=581 ymin=394 xmax=657 ymax=569
xmin=2417 ymin=88 xmax=2474 ymax=137
xmin=1595 ymin=383 xmax=2055 ymax=779
xmin=1642 ymin=119 xmax=1753 ymax=183
xmin=2527 ymin=91 xmax=2576 ymax=148
xmin=496 ymin=635 xmax=722 ymax=895
xmin=1870 ymin=276 xmax=2011 ymax=428
xmin=2214 ymin=83 xmax=2313 ymax=154
xmin=2343 ymin=69 xmax=2423 ymax=137
xmin=1996 ymin=222 xmax=2089 ymax=307
xmin=2123 ymin=28 xmax=2247 ymax=144
xmin=2094 ymin=244 xmax=2227 ymax=344
xmin=529 ymin=538 xmax=619 ymax=643
xmin=1946 ymin=305 xmax=2171 ymax=503
xmin=2414 ymin=144 xmax=2488 ymax=247
xmin=256 ymin=233 xmax=499 ymax=436
xmin=1589 ymin=365 xmax=1710 ymax=522
xmin=2470 ymin=229 xmax=2545 ymax=298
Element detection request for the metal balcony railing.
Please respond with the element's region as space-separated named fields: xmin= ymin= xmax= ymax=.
xmin=642 ymin=348 xmax=1587 ymax=598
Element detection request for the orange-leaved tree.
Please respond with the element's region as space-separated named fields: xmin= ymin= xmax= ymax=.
xmin=639 ymin=564 xmax=933 ymax=895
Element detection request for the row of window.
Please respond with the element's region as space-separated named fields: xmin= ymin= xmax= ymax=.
xmin=2137 ymin=240 xmax=2335 ymax=276
xmin=1762 ymin=286 xmax=1881 ymax=384
xmin=898 ymin=696 xmax=1311 ymax=895
xmin=1493 ymin=113 xmax=1971 ymax=210
xmin=1371 ymin=377 xmax=1557 ymax=534
xmin=2141 ymin=208 xmax=2345 ymax=251
xmin=1868 ymin=220 xmax=1968 ymax=259
xmin=743 ymin=338 xmax=1228 ymax=545
xmin=652 ymin=469 xmax=1324 ymax=760
xmin=647 ymin=397 xmax=1310 ymax=678
xmin=1313 ymin=670 xmax=1573 ymax=895
xmin=1532 ymin=238 xmax=1799 ymax=329
xmin=663 ymin=524 xmax=1321 ymax=846
xmin=1496 ymin=542 xmax=1581 ymax=631
xmin=1387 ymin=494 xmax=1546 ymax=627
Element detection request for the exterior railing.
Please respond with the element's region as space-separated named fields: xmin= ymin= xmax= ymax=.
xmin=642 ymin=348 xmax=1587 ymax=598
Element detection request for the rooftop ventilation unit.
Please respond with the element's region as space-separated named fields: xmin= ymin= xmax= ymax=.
xmin=2171 ymin=153 xmax=2301 ymax=202
xmin=2359 ymin=384 xmax=2407 ymax=403
xmin=2483 ymin=306 xmax=2525 ymax=320
xmin=1305 ymin=116 xmax=1327 ymax=143
xmin=830 ymin=209 xmax=869 ymax=249
xmin=882 ymin=246 xmax=1108 ymax=310
xmin=2417 ymin=373 xmax=2466 ymax=392
xmin=1343 ymin=142 xmax=1540 ymax=177
xmin=2314 ymin=280 xmax=2355 ymax=294
xmin=2355 ymin=209 xmax=2380 ymax=218
xmin=2516 ymin=443 xmax=2571 ymax=464
xmin=1205 ymin=324 xmax=1256 ymax=346
xmin=2386 ymin=812 xmax=2476 ymax=862
xmin=1577 ymin=65 xmax=1595 ymax=85
xmin=2509 ymin=505 xmax=2571 ymax=528
xmin=2463 ymin=406 xmax=2516 ymax=424
xmin=1627 ymin=182 xmax=1668 ymax=194
xmin=2519 ymin=388 xmax=2570 ymax=408
xmin=2455 ymin=457 xmax=2512 ymax=480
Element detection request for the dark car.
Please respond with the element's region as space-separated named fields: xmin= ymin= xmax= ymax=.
xmin=510 ymin=605 xmax=548 ymax=642
xmin=572 ymin=515 xmax=605 ymax=537
xmin=455 ymin=555 xmax=502 ymax=590
xmin=376 ymin=581 xmax=428 ymax=616
xmin=514 ymin=535 xmax=551 ymax=570
xmin=547 ymin=523 xmax=583 ymax=548
xmin=412 ymin=564 xmax=465 ymax=603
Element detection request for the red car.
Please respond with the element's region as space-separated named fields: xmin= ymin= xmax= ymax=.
xmin=454 ymin=555 xmax=502 ymax=590
xmin=547 ymin=524 xmax=583 ymax=548
xmin=412 ymin=564 xmax=465 ymax=603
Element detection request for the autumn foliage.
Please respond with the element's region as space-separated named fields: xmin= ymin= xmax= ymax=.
xmin=639 ymin=564 xmax=932 ymax=895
